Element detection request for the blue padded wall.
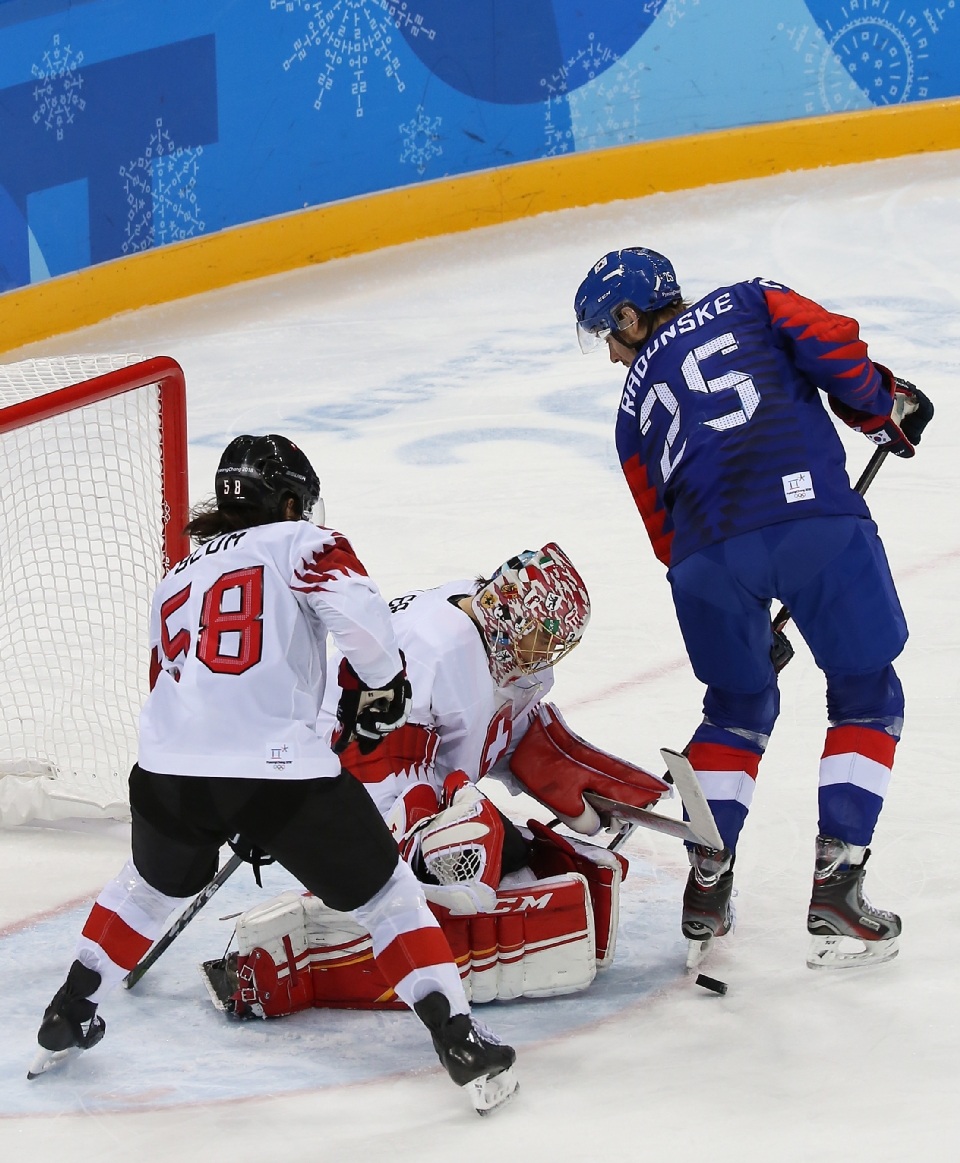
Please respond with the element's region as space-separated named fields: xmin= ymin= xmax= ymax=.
xmin=0 ymin=0 xmax=957 ymax=292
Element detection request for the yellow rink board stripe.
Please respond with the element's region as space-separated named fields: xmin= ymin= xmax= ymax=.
xmin=3 ymin=97 xmax=960 ymax=355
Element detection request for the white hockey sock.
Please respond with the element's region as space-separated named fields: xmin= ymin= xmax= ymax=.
xmin=351 ymin=860 xmax=470 ymax=1016
xmin=75 ymin=859 xmax=190 ymax=1002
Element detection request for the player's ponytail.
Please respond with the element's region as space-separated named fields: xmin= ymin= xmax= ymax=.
xmin=183 ymin=496 xmax=287 ymax=544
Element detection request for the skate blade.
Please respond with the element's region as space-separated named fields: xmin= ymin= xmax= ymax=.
xmin=686 ymin=938 xmax=711 ymax=970
xmin=467 ymin=1066 xmax=519 ymax=1116
xmin=806 ymin=934 xmax=899 ymax=971
xmin=27 ymin=1046 xmax=77 ymax=1080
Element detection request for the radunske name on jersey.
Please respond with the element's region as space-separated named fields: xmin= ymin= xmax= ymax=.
xmin=615 ymin=279 xmax=893 ymax=567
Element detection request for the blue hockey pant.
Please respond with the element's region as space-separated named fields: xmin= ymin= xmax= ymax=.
xmin=666 ymin=515 xmax=907 ymax=853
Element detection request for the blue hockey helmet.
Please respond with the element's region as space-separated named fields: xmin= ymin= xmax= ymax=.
xmin=574 ymin=248 xmax=681 ymax=352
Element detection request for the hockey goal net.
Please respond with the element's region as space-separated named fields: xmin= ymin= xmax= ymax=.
xmin=0 ymin=355 xmax=188 ymax=826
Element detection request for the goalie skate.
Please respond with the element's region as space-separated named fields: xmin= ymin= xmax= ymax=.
xmin=198 ymin=954 xmax=244 ymax=1014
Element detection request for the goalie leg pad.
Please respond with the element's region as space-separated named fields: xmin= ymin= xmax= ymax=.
xmin=221 ymin=869 xmax=599 ymax=1013
xmin=526 ymin=821 xmax=627 ymax=967
xmin=233 ymin=891 xmax=315 ymax=1017
xmin=228 ymin=878 xmax=468 ymax=1017
xmin=509 ymin=703 xmax=670 ymax=835
xmin=426 ymin=872 xmax=597 ymax=1001
xmin=351 ymin=859 xmax=470 ymax=1015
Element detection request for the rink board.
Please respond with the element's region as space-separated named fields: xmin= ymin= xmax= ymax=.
xmin=0 ymin=855 xmax=684 ymax=1116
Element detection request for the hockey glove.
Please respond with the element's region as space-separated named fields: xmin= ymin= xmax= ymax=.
xmin=891 ymin=376 xmax=934 ymax=447
xmin=334 ymin=655 xmax=412 ymax=756
xmin=829 ymin=366 xmax=933 ymax=459
xmin=770 ymin=625 xmax=795 ymax=673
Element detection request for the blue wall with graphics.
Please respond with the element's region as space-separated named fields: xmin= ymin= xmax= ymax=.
xmin=1 ymin=0 xmax=958 ymax=293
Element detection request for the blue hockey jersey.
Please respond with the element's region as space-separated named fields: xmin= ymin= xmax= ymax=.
xmin=614 ymin=278 xmax=893 ymax=567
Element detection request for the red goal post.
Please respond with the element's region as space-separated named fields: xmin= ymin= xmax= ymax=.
xmin=0 ymin=355 xmax=189 ymax=826
xmin=0 ymin=356 xmax=189 ymax=570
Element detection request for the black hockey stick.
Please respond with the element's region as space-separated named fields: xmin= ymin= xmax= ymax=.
xmin=124 ymin=853 xmax=244 ymax=990
xmin=771 ymin=447 xmax=889 ymax=670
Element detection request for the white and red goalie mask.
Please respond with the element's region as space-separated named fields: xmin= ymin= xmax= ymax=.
xmin=471 ymin=543 xmax=590 ymax=687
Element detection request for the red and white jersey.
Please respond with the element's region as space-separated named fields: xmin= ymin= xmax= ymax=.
xmin=320 ymin=579 xmax=553 ymax=816
xmin=139 ymin=522 xmax=401 ymax=780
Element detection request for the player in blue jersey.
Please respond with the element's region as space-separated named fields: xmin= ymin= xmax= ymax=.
xmin=574 ymin=248 xmax=933 ymax=971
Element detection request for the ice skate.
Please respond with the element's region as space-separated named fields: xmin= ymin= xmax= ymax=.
xmin=807 ymin=836 xmax=901 ymax=970
xmin=28 ymin=961 xmax=106 ymax=1079
xmin=198 ymin=952 xmax=242 ymax=1013
xmin=682 ymin=845 xmax=735 ymax=970
xmin=414 ymin=991 xmax=518 ymax=1115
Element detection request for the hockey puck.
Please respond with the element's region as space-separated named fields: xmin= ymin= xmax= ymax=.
xmin=695 ymin=973 xmax=728 ymax=995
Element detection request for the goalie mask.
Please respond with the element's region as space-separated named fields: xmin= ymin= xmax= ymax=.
xmin=471 ymin=543 xmax=590 ymax=687
xmin=216 ymin=434 xmax=324 ymax=523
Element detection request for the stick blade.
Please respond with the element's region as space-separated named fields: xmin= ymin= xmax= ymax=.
xmin=660 ymin=749 xmax=724 ymax=850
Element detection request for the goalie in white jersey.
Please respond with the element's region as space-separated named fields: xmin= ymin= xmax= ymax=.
xmin=212 ymin=544 xmax=673 ymax=1013
xmin=326 ymin=545 xmax=588 ymax=904
xmin=30 ymin=434 xmax=517 ymax=1114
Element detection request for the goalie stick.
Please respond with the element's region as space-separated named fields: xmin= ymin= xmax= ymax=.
xmin=124 ymin=853 xmax=244 ymax=989
xmin=771 ymin=448 xmax=889 ymax=670
xmin=583 ymin=749 xmax=724 ymax=850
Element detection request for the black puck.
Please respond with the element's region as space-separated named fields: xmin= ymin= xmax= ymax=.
xmin=695 ymin=973 xmax=728 ymax=995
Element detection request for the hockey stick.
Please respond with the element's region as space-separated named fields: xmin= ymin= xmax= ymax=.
xmin=583 ymin=750 xmax=724 ymax=850
xmin=124 ymin=853 xmax=244 ymax=990
xmin=771 ymin=448 xmax=889 ymax=658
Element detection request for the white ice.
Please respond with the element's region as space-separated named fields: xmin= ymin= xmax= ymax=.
xmin=2 ymin=150 xmax=959 ymax=1161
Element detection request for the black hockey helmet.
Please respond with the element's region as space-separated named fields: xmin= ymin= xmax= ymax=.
xmin=216 ymin=434 xmax=321 ymax=520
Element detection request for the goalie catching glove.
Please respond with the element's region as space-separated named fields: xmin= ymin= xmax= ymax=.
xmin=334 ymin=655 xmax=412 ymax=756
xmin=829 ymin=366 xmax=933 ymax=458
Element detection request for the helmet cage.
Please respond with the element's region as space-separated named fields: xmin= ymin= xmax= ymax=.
xmin=471 ymin=543 xmax=591 ymax=687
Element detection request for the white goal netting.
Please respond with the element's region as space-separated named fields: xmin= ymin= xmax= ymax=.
xmin=0 ymin=355 xmax=168 ymax=826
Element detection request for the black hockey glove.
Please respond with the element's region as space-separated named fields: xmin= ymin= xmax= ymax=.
xmin=770 ymin=625 xmax=795 ymax=673
xmin=334 ymin=655 xmax=412 ymax=756
xmin=892 ymin=377 xmax=934 ymax=447
xmin=829 ymin=366 xmax=933 ymax=458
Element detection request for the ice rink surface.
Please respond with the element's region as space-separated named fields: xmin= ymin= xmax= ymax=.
xmin=2 ymin=150 xmax=959 ymax=1161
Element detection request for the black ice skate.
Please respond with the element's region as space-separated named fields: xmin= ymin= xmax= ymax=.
xmin=682 ymin=845 xmax=735 ymax=970
xmin=414 ymin=991 xmax=518 ymax=1115
xmin=807 ymin=835 xmax=901 ymax=970
xmin=28 ymin=960 xmax=106 ymax=1079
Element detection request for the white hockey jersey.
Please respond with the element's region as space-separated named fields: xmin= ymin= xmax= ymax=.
xmin=138 ymin=522 xmax=401 ymax=780
xmin=320 ymin=579 xmax=553 ymax=816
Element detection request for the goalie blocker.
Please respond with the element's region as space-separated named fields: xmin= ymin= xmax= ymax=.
xmin=201 ymin=824 xmax=627 ymax=1015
